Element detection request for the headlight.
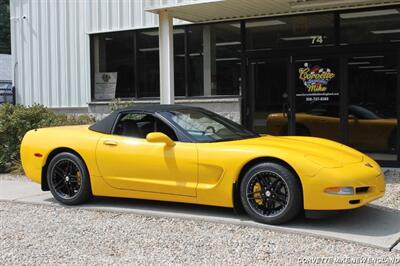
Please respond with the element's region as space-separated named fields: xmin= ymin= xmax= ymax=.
xmin=324 ymin=186 xmax=354 ymax=195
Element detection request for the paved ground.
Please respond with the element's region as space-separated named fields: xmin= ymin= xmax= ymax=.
xmin=1 ymin=173 xmax=400 ymax=265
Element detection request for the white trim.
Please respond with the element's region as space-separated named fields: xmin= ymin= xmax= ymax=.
xmin=158 ymin=11 xmax=175 ymax=104
xmin=145 ymin=0 xmax=224 ymax=12
xmin=86 ymin=22 xmax=192 ymax=35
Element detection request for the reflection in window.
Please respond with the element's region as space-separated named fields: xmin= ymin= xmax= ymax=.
xmin=340 ymin=8 xmax=400 ymax=44
xmin=246 ymin=14 xmax=335 ymax=50
xmin=348 ymin=53 xmax=397 ymax=160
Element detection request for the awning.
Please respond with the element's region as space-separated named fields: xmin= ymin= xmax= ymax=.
xmin=146 ymin=0 xmax=400 ymax=23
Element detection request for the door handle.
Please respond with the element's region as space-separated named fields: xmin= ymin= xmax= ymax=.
xmin=103 ymin=140 xmax=118 ymax=146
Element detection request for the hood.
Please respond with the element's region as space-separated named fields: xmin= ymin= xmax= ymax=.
xmin=230 ymin=135 xmax=364 ymax=168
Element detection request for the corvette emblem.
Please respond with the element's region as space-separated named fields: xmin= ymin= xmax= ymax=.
xmin=365 ymin=163 xmax=373 ymax=168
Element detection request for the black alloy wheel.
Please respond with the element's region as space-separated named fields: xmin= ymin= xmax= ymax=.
xmin=240 ymin=162 xmax=302 ymax=224
xmin=47 ymin=152 xmax=92 ymax=205
xmin=246 ymin=171 xmax=289 ymax=217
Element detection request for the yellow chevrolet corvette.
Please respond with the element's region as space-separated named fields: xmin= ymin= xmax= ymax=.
xmin=266 ymin=105 xmax=397 ymax=152
xmin=21 ymin=105 xmax=385 ymax=224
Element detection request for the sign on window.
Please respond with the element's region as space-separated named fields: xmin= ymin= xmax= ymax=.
xmin=296 ymin=62 xmax=338 ymax=103
xmin=94 ymin=72 xmax=117 ymax=100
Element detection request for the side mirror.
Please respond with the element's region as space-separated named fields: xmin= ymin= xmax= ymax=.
xmin=146 ymin=132 xmax=175 ymax=147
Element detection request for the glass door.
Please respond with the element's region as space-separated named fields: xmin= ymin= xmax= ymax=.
xmin=293 ymin=56 xmax=341 ymax=140
xmin=347 ymin=52 xmax=398 ymax=162
xmin=248 ymin=57 xmax=290 ymax=135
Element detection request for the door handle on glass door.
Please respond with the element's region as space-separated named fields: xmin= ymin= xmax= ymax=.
xmin=103 ymin=140 xmax=118 ymax=146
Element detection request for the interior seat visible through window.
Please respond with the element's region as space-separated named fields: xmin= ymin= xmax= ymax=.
xmin=114 ymin=113 xmax=178 ymax=141
xmin=120 ymin=120 xmax=140 ymax=138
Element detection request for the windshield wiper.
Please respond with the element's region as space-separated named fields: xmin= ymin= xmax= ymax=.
xmin=210 ymin=137 xmax=245 ymax=143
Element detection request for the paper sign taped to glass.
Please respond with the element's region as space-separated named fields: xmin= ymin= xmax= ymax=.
xmin=94 ymin=72 xmax=117 ymax=100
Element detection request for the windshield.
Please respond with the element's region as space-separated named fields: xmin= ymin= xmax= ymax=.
xmin=161 ymin=109 xmax=259 ymax=143
xmin=349 ymin=105 xmax=381 ymax=120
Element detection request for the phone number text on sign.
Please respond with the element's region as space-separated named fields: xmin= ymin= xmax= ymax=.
xmin=305 ymin=96 xmax=329 ymax=102
xmin=296 ymin=92 xmax=339 ymax=102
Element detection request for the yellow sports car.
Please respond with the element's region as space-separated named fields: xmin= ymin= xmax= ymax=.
xmin=266 ymin=105 xmax=397 ymax=152
xmin=21 ymin=105 xmax=385 ymax=224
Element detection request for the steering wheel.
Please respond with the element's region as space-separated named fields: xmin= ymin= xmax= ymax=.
xmin=203 ymin=126 xmax=216 ymax=135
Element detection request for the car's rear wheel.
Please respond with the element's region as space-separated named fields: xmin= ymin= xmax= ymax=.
xmin=47 ymin=152 xmax=92 ymax=205
xmin=240 ymin=162 xmax=302 ymax=225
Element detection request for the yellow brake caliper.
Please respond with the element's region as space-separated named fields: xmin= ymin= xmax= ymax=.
xmin=76 ymin=171 xmax=82 ymax=185
xmin=253 ymin=182 xmax=263 ymax=205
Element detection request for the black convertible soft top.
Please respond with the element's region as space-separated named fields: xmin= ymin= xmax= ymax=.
xmin=89 ymin=104 xmax=201 ymax=134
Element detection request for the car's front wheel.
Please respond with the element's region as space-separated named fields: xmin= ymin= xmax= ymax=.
xmin=47 ymin=152 xmax=92 ymax=205
xmin=240 ymin=162 xmax=302 ymax=225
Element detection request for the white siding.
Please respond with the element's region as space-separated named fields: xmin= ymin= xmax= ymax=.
xmin=10 ymin=0 xmax=191 ymax=107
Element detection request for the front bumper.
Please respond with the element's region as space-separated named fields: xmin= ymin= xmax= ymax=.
xmin=303 ymin=162 xmax=385 ymax=210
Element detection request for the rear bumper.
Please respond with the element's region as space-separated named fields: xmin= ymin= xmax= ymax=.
xmin=303 ymin=163 xmax=385 ymax=210
xmin=20 ymin=130 xmax=45 ymax=185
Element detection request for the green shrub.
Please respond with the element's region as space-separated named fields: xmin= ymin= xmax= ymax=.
xmin=109 ymin=98 xmax=134 ymax=111
xmin=0 ymin=103 xmax=95 ymax=173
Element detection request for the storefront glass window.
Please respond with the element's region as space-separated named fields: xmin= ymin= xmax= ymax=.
xmin=187 ymin=25 xmax=204 ymax=96
xmin=174 ymin=29 xmax=186 ymax=97
xmin=137 ymin=30 xmax=160 ymax=97
xmin=214 ymin=23 xmax=241 ymax=96
xmin=348 ymin=53 xmax=397 ymax=161
xmin=187 ymin=23 xmax=241 ymax=96
xmin=340 ymin=8 xmax=400 ymax=44
xmin=92 ymin=32 xmax=135 ymax=100
xmin=246 ymin=13 xmax=335 ymax=50
xmin=253 ymin=58 xmax=289 ymax=135
xmin=91 ymin=22 xmax=241 ymax=100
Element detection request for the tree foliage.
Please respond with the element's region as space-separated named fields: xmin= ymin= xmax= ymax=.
xmin=0 ymin=104 xmax=95 ymax=173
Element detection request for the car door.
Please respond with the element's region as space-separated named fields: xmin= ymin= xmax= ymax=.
xmin=95 ymin=112 xmax=198 ymax=197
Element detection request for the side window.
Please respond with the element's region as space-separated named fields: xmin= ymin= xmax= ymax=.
xmin=113 ymin=112 xmax=178 ymax=141
xmin=155 ymin=118 xmax=178 ymax=141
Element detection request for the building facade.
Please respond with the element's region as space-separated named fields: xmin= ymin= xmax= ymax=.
xmin=10 ymin=0 xmax=400 ymax=165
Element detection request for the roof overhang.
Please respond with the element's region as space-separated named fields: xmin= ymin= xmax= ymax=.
xmin=146 ymin=0 xmax=400 ymax=23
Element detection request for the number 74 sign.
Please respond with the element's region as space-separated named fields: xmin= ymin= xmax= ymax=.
xmin=311 ymin=35 xmax=324 ymax=44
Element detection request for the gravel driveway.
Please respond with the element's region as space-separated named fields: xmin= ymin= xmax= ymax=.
xmin=0 ymin=171 xmax=399 ymax=265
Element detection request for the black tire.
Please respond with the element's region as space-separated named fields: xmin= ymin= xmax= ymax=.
xmin=239 ymin=162 xmax=302 ymax=225
xmin=47 ymin=152 xmax=92 ymax=205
